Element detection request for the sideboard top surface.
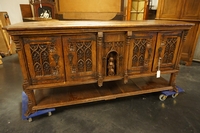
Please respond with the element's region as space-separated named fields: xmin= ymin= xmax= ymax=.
xmin=4 ymin=20 xmax=194 ymax=32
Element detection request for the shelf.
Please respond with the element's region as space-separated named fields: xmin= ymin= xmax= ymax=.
xmin=33 ymin=76 xmax=173 ymax=110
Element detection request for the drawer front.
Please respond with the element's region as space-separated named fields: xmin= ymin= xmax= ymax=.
xmin=23 ymin=36 xmax=65 ymax=84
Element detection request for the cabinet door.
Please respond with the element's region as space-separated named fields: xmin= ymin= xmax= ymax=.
xmin=180 ymin=0 xmax=200 ymax=20
xmin=128 ymin=32 xmax=157 ymax=74
xmin=62 ymin=34 xmax=97 ymax=81
xmin=23 ymin=36 xmax=65 ymax=84
xmin=156 ymin=0 xmax=182 ymax=19
xmin=152 ymin=32 xmax=182 ymax=72
xmin=102 ymin=32 xmax=126 ymax=77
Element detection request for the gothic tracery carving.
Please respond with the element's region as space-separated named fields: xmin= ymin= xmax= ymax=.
xmin=76 ymin=41 xmax=92 ymax=72
xmin=103 ymin=41 xmax=124 ymax=50
xmin=132 ymin=39 xmax=148 ymax=67
xmin=27 ymin=37 xmax=60 ymax=77
xmin=162 ymin=37 xmax=177 ymax=63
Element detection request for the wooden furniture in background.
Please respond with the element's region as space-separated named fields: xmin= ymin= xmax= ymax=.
xmin=0 ymin=12 xmax=15 ymax=54
xmin=20 ymin=4 xmax=33 ymax=19
xmin=126 ymin=0 xmax=149 ymax=20
xmin=156 ymin=0 xmax=200 ymax=65
xmin=55 ymin=0 xmax=125 ymax=20
xmin=20 ymin=0 xmax=56 ymax=21
xmin=20 ymin=0 xmax=125 ymax=21
xmin=31 ymin=0 xmax=56 ymax=19
xmin=193 ymin=27 xmax=200 ymax=62
xmin=4 ymin=20 xmax=193 ymax=116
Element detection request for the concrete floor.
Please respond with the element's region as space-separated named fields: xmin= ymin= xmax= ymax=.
xmin=0 ymin=54 xmax=200 ymax=133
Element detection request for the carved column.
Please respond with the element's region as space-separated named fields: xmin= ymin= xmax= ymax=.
xmin=12 ymin=36 xmax=30 ymax=84
xmin=124 ymin=31 xmax=132 ymax=84
xmin=97 ymin=32 xmax=103 ymax=87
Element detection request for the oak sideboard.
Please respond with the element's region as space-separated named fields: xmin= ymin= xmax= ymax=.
xmin=4 ymin=20 xmax=193 ymax=116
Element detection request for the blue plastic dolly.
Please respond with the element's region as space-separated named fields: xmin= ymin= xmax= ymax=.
xmin=22 ymin=91 xmax=55 ymax=122
xmin=159 ymin=86 xmax=184 ymax=101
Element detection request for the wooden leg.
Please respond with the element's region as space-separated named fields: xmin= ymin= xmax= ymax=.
xmin=23 ymin=85 xmax=36 ymax=116
xmin=169 ymin=72 xmax=178 ymax=92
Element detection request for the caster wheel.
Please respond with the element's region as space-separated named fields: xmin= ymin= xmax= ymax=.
xmin=172 ymin=93 xmax=179 ymax=98
xmin=28 ymin=118 xmax=32 ymax=122
xmin=159 ymin=94 xmax=167 ymax=101
xmin=48 ymin=112 xmax=52 ymax=116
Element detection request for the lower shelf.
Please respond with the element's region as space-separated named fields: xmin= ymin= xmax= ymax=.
xmin=33 ymin=76 xmax=173 ymax=110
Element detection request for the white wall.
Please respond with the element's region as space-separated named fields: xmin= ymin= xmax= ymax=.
xmin=151 ymin=0 xmax=158 ymax=10
xmin=0 ymin=0 xmax=29 ymax=24
xmin=193 ymin=34 xmax=200 ymax=61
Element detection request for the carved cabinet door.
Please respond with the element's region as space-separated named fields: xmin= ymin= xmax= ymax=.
xmin=62 ymin=34 xmax=97 ymax=81
xmin=102 ymin=32 xmax=126 ymax=77
xmin=127 ymin=32 xmax=157 ymax=74
xmin=152 ymin=32 xmax=182 ymax=72
xmin=23 ymin=36 xmax=65 ymax=84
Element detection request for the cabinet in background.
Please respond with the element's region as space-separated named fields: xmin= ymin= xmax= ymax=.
xmin=156 ymin=0 xmax=200 ymax=65
xmin=0 ymin=12 xmax=16 ymax=54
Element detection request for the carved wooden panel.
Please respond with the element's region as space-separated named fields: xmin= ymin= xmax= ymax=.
xmin=62 ymin=34 xmax=97 ymax=81
xmin=152 ymin=32 xmax=181 ymax=72
xmin=23 ymin=36 xmax=65 ymax=84
xmin=128 ymin=32 xmax=156 ymax=74
xmin=102 ymin=32 xmax=126 ymax=77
